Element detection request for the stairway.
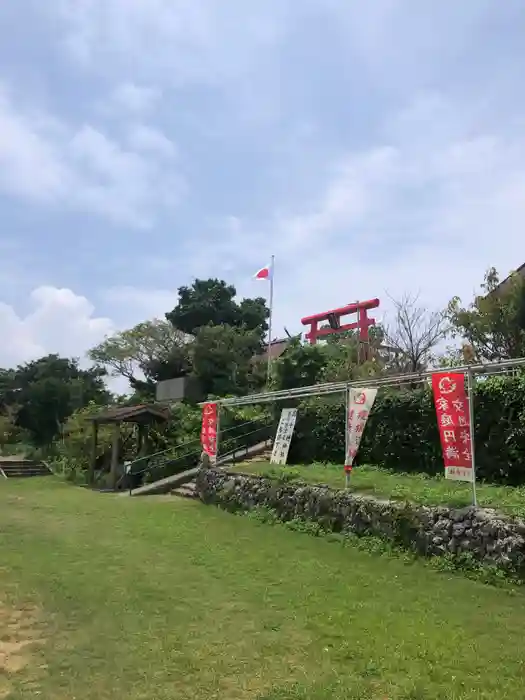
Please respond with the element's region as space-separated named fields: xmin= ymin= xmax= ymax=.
xmin=0 ymin=456 xmax=52 ymax=479
xmin=170 ymin=439 xmax=273 ymax=500
xmin=244 ymin=445 xmax=273 ymax=463
xmin=171 ymin=480 xmax=197 ymax=499
xmin=128 ymin=438 xmax=273 ymax=497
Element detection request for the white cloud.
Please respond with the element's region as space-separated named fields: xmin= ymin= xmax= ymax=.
xmin=326 ymin=1 xmax=503 ymax=93
xmin=55 ymin=1 xmax=517 ymax=100
xmin=0 ymin=284 xmax=185 ymax=397
xmin=0 ymin=89 xmax=67 ymax=202
xmin=0 ymin=286 xmax=114 ymax=368
xmin=103 ymin=286 xmax=178 ymax=326
xmin=0 ymin=84 xmax=184 ymax=227
xmin=275 ymin=147 xmax=398 ymax=252
xmin=56 ymin=0 xmax=291 ymax=85
xmin=108 ymin=82 xmax=161 ymax=115
xmin=126 ymin=124 xmax=177 ymax=158
xmin=213 ymin=91 xmax=525 ymax=340
xmin=3 ymin=0 xmax=525 ymax=376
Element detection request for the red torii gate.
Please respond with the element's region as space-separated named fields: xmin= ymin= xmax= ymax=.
xmin=301 ymin=298 xmax=380 ymax=358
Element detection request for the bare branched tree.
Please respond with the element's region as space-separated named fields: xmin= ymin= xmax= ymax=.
xmin=382 ymin=292 xmax=449 ymax=373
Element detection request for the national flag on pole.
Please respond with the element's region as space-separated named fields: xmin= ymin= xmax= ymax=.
xmin=254 ymin=264 xmax=272 ymax=280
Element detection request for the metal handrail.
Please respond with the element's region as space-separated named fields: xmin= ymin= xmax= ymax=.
xmin=218 ymin=424 xmax=273 ymax=460
xmin=124 ymin=418 xmax=266 ymax=472
xmin=118 ymin=418 xmax=274 ymax=491
xmin=126 ymin=439 xmax=201 ymax=473
xmin=219 ymin=437 xmax=273 ymax=467
xmin=124 ymin=445 xmax=202 ymax=494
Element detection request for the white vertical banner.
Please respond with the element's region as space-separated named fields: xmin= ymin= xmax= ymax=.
xmin=344 ymin=389 xmax=378 ymax=472
xmin=270 ymin=408 xmax=298 ymax=465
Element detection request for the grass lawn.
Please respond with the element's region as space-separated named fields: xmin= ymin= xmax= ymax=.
xmin=232 ymin=461 xmax=525 ymax=519
xmin=2 ymin=480 xmax=525 ymax=699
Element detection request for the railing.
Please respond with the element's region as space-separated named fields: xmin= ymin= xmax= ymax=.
xmin=210 ymin=357 xmax=525 ymax=407
xmin=117 ymin=419 xmax=275 ymax=493
xmin=217 ymin=424 xmax=274 ymax=466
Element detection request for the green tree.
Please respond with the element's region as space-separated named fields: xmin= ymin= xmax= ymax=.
xmin=317 ymin=324 xmax=390 ymax=381
xmin=58 ymin=402 xmax=117 ymax=470
xmin=2 ymin=355 xmax=110 ymax=446
xmin=447 ymin=267 xmax=525 ymax=361
xmin=89 ymin=319 xmax=190 ymax=391
xmin=0 ymin=368 xmax=17 ymax=409
xmin=273 ymin=330 xmax=388 ymax=390
xmin=90 ymin=282 xmax=270 ymax=399
xmin=0 ymin=412 xmax=16 ymax=452
xmin=191 ymin=324 xmax=263 ymax=397
xmin=273 ymin=339 xmax=327 ymax=390
xmin=166 ymin=278 xmax=268 ymax=337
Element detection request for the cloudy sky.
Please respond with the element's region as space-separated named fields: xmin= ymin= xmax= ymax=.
xmin=0 ymin=0 xmax=524 ymax=368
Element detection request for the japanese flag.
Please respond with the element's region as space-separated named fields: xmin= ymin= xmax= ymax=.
xmin=254 ymin=264 xmax=272 ymax=280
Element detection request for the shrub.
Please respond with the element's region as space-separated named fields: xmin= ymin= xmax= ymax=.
xmin=289 ymin=374 xmax=525 ymax=485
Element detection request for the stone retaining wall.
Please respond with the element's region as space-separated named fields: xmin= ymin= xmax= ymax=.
xmin=196 ymin=468 xmax=525 ymax=575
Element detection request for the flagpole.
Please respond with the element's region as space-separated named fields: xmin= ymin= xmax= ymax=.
xmin=267 ymin=255 xmax=275 ymax=387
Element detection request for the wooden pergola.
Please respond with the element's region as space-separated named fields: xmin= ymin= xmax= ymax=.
xmin=87 ymin=404 xmax=170 ymax=488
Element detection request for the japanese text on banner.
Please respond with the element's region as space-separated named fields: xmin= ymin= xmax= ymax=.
xmin=345 ymin=389 xmax=377 ymax=472
xmin=270 ymin=408 xmax=297 ymax=465
xmin=201 ymin=402 xmax=218 ymax=463
xmin=431 ymin=373 xmax=473 ymax=482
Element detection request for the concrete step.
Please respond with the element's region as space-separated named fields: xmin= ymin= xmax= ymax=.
xmin=2 ymin=469 xmax=50 ymax=477
xmin=125 ymin=466 xmax=200 ymax=497
xmin=127 ymin=439 xmax=272 ymax=497
xmin=0 ymin=460 xmax=52 ymax=478
xmin=171 ymin=481 xmax=197 ymax=499
xmin=213 ymin=439 xmax=273 ymax=467
xmin=249 ymin=448 xmax=273 ymax=462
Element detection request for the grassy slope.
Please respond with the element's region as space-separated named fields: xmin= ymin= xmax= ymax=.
xmin=1 ymin=479 xmax=525 ymax=699
xmin=233 ymin=461 xmax=525 ymax=519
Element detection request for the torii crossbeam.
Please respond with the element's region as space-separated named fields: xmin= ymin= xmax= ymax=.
xmin=301 ymin=298 xmax=380 ymax=357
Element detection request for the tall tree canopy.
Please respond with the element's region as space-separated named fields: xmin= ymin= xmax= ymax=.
xmin=0 ymin=354 xmax=110 ymax=446
xmin=447 ymin=267 xmax=525 ymax=361
xmin=272 ymin=331 xmax=389 ymax=390
xmin=191 ymin=324 xmax=264 ymax=397
xmin=89 ymin=319 xmax=190 ymax=390
xmin=272 ymin=339 xmax=328 ymax=391
xmin=166 ymin=278 xmax=269 ymax=338
xmin=90 ymin=280 xmax=270 ymax=399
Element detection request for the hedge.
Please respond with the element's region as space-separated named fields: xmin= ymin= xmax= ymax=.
xmin=288 ymin=374 xmax=525 ymax=486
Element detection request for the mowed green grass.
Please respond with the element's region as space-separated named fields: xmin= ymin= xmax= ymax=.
xmin=233 ymin=461 xmax=525 ymax=518
xmin=2 ymin=480 xmax=525 ymax=699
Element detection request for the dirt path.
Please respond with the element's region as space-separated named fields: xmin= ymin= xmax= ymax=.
xmin=0 ymin=601 xmax=46 ymax=698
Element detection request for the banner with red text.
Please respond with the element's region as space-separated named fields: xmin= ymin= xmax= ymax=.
xmin=432 ymin=372 xmax=473 ymax=482
xmin=345 ymin=388 xmax=378 ymax=472
xmin=201 ymin=402 xmax=218 ymax=464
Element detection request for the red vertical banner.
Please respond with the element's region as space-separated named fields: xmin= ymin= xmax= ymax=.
xmin=431 ymin=373 xmax=473 ymax=482
xmin=201 ymin=402 xmax=218 ymax=463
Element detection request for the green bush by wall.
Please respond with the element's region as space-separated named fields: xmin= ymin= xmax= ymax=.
xmin=288 ymin=374 xmax=525 ymax=486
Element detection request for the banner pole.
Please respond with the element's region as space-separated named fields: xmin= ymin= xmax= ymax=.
xmin=344 ymin=386 xmax=350 ymax=489
xmin=466 ymin=369 xmax=477 ymax=507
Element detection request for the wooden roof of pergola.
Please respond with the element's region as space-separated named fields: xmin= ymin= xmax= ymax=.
xmin=87 ymin=404 xmax=170 ymax=426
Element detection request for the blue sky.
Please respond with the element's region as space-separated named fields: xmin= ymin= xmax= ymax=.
xmin=1 ymin=0 xmax=525 ymax=368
